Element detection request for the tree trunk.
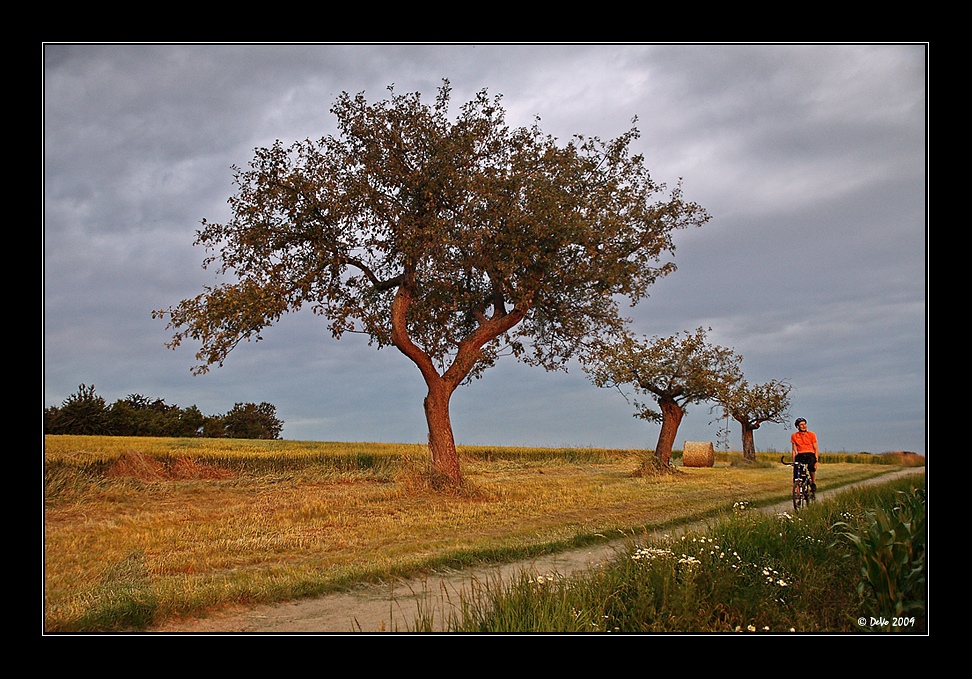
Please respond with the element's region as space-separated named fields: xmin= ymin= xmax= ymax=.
xmin=388 ymin=277 xmax=528 ymax=488
xmin=741 ymin=424 xmax=756 ymax=461
xmin=653 ymin=398 xmax=684 ymax=467
xmin=423 ymin=379 xmax=462 ymax=486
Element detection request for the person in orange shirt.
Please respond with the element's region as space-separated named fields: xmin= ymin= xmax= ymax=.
xmin=790 ymin=417 xmax=819 ymax=490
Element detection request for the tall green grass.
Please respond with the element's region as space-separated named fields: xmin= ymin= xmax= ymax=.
xmin=435 ymin=476 xmax=926 ymax=633
xmin=833 ymin=486 xmax=926 ymax=627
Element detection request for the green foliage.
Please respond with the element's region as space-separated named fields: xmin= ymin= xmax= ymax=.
xmin=157 ymin=81 xmax=710 ymax=380
xmin=719 ymin=379 xmax=792 ymax=425
xmin=44 ymin=385 xmax=283 ymax=439
xmin=441 ymin=477 xmax=926 ymax=633
xmin=72 ymin=551 xmax=159 ymax=632
xmin=106 ymin=394 xmax=203 ymax=437
xmin=586 ymin=328 xmax=742 ymax=419
xmin=584 ymin=327 xmax=742 ymax=465
xmin=833 ymin=487 xmax=926 ymax=625
xmin=45 ymin=384 xmax=111 ymax=435
xmin=223 ymin=401 xmax=283 ymax=440
xmin=716 ymin=379 xmax=792 ymax=457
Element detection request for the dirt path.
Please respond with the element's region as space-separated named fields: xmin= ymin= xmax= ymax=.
xmin=150 ymin=467 xmax=924 ymax=634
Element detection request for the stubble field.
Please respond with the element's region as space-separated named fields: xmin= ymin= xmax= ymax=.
xmin=43 ymin=435 xmax=923 ymax=632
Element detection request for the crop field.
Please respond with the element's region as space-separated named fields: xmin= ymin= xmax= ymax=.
xmin=43 ymin=435 xmax=924 ymax=632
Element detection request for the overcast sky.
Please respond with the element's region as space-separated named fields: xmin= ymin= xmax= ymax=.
xmin=43 ymin=43 xmax=927 ymax=455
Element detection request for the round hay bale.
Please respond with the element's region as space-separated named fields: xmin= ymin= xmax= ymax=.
xmin=683 ymin=441 xmax=714 ymax=468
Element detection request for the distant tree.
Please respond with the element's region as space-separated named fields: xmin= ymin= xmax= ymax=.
xmin=108 ymin=394 xmax=171 ymax=436
xmin=106 ymin=397 xmax=140 ymax=436
xmin=43 ymin=406 xmax=59 ymax=433
xmin=585 ymin=328 xmax=742 ymax=470
xmin=45 ymin=384 xmax=111 ymax=435
xmin=200 ymin=413 xmax=227 ymax=438
xmin=177 ymin=405 xmax=207 ymax=437
xmin=715 ymin=379 xmax=791 ymax=460
xmin=107 ymin=394 xmax=206 ymax=438
xmin=154 ymin=81 xmax=710 ymax=486
xmin=222 ymin=402 xmax=283 ymax=440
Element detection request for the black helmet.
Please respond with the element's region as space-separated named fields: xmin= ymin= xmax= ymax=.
xmin=794 ymin=418 xmax=807 ymax=427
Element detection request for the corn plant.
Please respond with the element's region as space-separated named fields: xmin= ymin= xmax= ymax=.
xmin=833 ymin=487 xmax=925 ymax=625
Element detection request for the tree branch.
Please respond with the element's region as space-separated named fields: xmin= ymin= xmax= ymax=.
xmin=345 ymin=256 xmax=404 ymax=292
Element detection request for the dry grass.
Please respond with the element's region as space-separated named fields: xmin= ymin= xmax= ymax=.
xmin=43 ymin=435 xmax=915 ymax=631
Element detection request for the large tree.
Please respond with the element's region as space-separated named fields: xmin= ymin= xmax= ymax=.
xmin=586 ymin=328 xmax=742 ymax=469
xmin=715 ymin=379 xmax=791 ymax=460
xmin=155 ymin=82 xmax=710 ymax=486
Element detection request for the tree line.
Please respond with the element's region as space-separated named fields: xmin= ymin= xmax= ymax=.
xmin=44 ymin=384 xmax=283 ymax=440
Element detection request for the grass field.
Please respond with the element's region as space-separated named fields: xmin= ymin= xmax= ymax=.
xmin=438 ymin=475 xmax=926 ymax=633
xmin=43 ymin=435 xmax=924 ymax=632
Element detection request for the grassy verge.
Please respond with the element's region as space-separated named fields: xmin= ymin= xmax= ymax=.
xmin=43 ymin=435 xmax=923 ymax=632
xmin=436 ymin=476 xmax=926 ymax=633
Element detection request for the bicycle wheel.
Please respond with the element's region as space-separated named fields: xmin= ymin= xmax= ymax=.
xmin=792 ymin=481 xmax=803 ymax=511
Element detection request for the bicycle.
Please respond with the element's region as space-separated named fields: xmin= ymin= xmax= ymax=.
xmin=781 ymin=456 xmax=815 ymax=511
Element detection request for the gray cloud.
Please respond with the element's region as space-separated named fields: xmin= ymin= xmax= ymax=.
xmin=43 ymin=43 xmax=927 ymax=455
